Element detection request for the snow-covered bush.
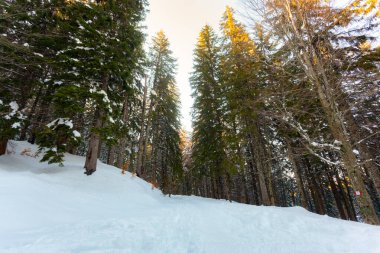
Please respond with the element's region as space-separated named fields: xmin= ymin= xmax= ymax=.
xmin=36 ymin=118 xmax=81 ymax=165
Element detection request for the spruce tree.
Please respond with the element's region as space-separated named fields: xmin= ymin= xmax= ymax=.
xmin=190 ymin=25 xmax=229 ymax=198
xmin=145 ymin=31 xmax=183 ymax=194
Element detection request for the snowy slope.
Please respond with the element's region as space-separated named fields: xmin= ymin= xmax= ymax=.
xmin=0 ymin=141 xmax=380 ymax=253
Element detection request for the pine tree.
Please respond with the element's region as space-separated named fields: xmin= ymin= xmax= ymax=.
xmin=190 ymin=25 xmax=230 ymax=199
xmin=144 ymin=31 xmax=183 ymax=193
xmin=0 ymin=0 xmax=147 ymax=171
xmin=0 ymin=0 xmax=61 ymax=154
xmin=184 ymin=2 xmax=380 ymax=224
xmin=221 ymin=7 xmax=276 ymax=205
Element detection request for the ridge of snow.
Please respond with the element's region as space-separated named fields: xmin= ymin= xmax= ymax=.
xmin=0 ymin=141 xmax=380 ymax=253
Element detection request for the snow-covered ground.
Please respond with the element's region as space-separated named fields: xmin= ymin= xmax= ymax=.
xmin=0 ymin=141 xmax=379 ymax=253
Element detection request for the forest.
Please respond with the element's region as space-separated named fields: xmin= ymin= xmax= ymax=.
xmin=1 ymin=0 xmax=380 ymax=226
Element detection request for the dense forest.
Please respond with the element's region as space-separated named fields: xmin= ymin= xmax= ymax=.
xmin=1 ymin=0 xmax=380 ymax=225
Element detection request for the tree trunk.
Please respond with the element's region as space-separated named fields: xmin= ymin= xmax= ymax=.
xmin=140 ymin=91 xmax=155 ymax=179
xmin=286 ymin=139 xmax=308 ymax=209
xmin=202 ymin=177 xmax=207 ymax=197
xmin=247 ymin=154 xmax=261 ymax=205
xmin=304 ymin=158 xmax=326 ymax=215
xmin=20 ymin=83 xmax=44 ymax=141
xmin=328 ymin=171 xmax=348 ymax=220
xmin=28 ymin=83 xmax=54 ymax=144
xmin=241 ymin=171 xmax=250 ymax=204
xmin=280 ymin=1 xmax=379 ymax=224
xmin=84 ymin=75 xmax=108 ymax=175
xmin=248 ymin=124 xmax=271 ymax=206
xmin=224 ymin=173 xmax=232 ymax=201
xmin=107 ymin=145 xmax=116 ymax=166
xmin=311 ymin=40 xmax=378 ymax=223
xmin=84 ymin=108 xmax=102 ymax=175
xmin=212 ymin=177 xmax=219 ymax=199
xmin=263 ymin=141 xmax=276 ymax=205
xmin=116 ymin=96 xmax=130 ymax=169
xmin=334 ymin=88 xmax=380 ymax=199
xmin=0 ymin=139 xmax=8 ymax=155
xmin=135 ymin=79 xmax=148 ymax=176
xmin=337 ymin=172 xmax=358 ymax=221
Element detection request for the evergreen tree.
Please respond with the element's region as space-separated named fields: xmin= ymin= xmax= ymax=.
xmin=221 ymin=7 xmax=276 ymax=205
xmin=144 ymin=31 xmax=183 ymax=194
xmin=0 ymin=0 xmax=61 ymax=153
xmin=262 ymin=0 xmax=379 ymax=224
xmin=183 ymin=2 xmax=380 ymax=224
xmin=190 ymin=25 xmax=229 ymax=199
xmin=0 ymin=0 xmax=147 ymax=172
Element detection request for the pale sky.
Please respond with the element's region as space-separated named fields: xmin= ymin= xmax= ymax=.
xmin=145 ymin=0 xmax=239 ymax=132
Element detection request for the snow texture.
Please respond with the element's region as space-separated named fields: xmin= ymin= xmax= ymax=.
xmin=0 ymin=141 xmax=380 ymax=253
xmin=73 ymin=130 xmax=81 ymax=138
xmin=11 ymin=122 xmax=21 ymax=129
xmin=3 ymin=101 xmax=22 ymax=121
xmin=33 ymin=53 xmax=44 ymax=57
xmin=47 ymin=118 xmax=74 ymax=129
xmin=9 ymin=101 xmax=19 ymax=116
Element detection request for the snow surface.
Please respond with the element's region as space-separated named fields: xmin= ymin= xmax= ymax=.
xmin=1 ymin=141 xmax=380 ymax=253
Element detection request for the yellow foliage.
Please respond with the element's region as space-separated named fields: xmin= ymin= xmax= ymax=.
xmin=53 ymin=9 xmax=66 ymax=20
xmin=179 ymin=128 xmax=191 ymax=152
xmin=351 ymin=0 xmax=380 ymax=16
xmin=222 ymin=7 xmax=256 ymax=57
xmin=359 ymin=41 xmax=372 ymax=51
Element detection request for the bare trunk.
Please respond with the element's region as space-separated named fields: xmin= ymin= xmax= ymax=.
xmin=28 ymin=83 xmax=54 ymax=144
xmin=241 ymin=171 xmax=250 ymax=204
xmin=20 ymin=84 xmax=44 ymax=141
xmin=338 ymin=172 xmax=358 ymax=221
xmin=212 ymin=177 xmax=219 ymax=199
xmin=84 ymin=108 xmax=102 ymax=175
xmin=328 ymin=171 xmax=348 ymax=220
xmin=263 ymin=141 xmax=276 ymax=205
xmin=107 ymin=145 xmax=116 ymax=166
xmin=248 ymin=155 xmax=261 ymax=205
xmin=140 ymin=89 xmax=155 ymax=179
xmin=224 ymin=173 xmax=232 ymax=201
xmin=0 ymin=139 xmax=8 ymax=155
xmin=116 ymin=96 xmax=130 ymax=169
xmin=84 ymin=75 xmax=108 ymax=175
xmin=135 ymin=80 xmax=148 ymax=176
xmin=286 ymin=138 xmax=308 ymax=209
xmin=249 ymin=123 xmax=271 ymax=206
xmin=304 ymin=158 xmax=326 ymax=215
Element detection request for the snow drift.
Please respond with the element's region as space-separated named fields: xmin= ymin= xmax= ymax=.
xmin=0 ymin=141 xmax=379 ymax=253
